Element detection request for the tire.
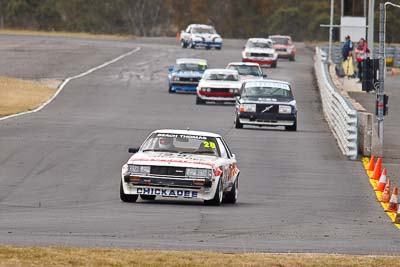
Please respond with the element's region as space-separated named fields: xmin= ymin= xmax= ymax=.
xmin=168 ymin=84 xmax=174 ymax=93
xmin=205 ymin=46 xmax=211 ymax=50
xmin=224 ymin=177 xmax=238 ymax=204
xmin=120 ymin=181 xmax=138 ymax=203
xmin=234 ymin=115 xmax=243 ymax=129
xmin=189 ymin=40 xmax=196 ymax=49
xmin=271 ymin=61 xmax=277 ymax=68
xmin=196 ymin=95 xmax=205 ymax=105
xmin=289 ymin=56 xmax=295 ymax=62
xmin=181 ymin=40 xmax=187 ymax=48
xmin=216 ymin=47 xmax=222 ymax=50
xmin=285 ymin=119 xmax=297 ymax=131
xmin=140 ymin=195 xmax=156 ymax=201
xmin=204 ymin=178 xmax=223 ymax=206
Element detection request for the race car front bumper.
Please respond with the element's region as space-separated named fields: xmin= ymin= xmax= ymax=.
xmin=193 ymin=41 xmax=222 ymax=48
xmin=121 ymin=175 xmax=217 ymax=200
xmin=197 ymin=92 xmax=236 ymax=102
xmin=238 ymin=112 xmax=296 ymax=126
xmin=242 ymin=58 xmax=277 ymax=66
xmin=171 ymin=84 xmax=197 ymax=92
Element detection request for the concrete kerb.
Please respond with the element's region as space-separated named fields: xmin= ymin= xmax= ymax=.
xmin=328 ymin=65 xmax=383 ymax=158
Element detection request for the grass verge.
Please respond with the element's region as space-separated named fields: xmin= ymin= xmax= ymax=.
xmin=0 ymin=76 xmax=58 ymax=117
xmin=0 ymin=29 xmax=133 ymax=40
xmin=1 ymin=246 xmax=400 ymax=267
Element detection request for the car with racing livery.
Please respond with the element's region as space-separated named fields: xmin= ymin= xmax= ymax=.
xmin=120 ymin=129 xmax=240 ymax=205
xmin=196 ymin=69 xmax=241 ymax=104
xmin=269 ymin=35 xmax=296 ymax=61
xmin=180 ymin=24 xmax=222 ymax=50
xmin=168 ymin=58 xmax=208 ymax=93
xmin=242 ymin=38 xmax=278 ymax=68
xmin=234 ymin=79 xmax=297 ymax=131
xmin=226 ymin=62 xmax=266 ymax=81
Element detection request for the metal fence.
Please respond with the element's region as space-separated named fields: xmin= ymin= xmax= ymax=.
xmin=314 ymin=47 xmax=358 ymax=160
xmin=321 ymin=45 xmax=400 ymax=67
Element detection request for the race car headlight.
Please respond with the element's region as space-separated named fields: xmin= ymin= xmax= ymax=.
xmin=122 ymin=164 xmax=129 ymax=176
xmin=128 ymin=164 xmax=150 ymax=175
xmin=279 ymin=105 xmax=292 ymax=114
xmin=201 ymin=87 xmax=211 ymax=92
xmin=186 ymin=168 xmax=212 ymax=178
xmin=240 ymin=104 xmax=256 ymax=112
xmin=172 ymin=76 xmax=180 ymax=81
xmin=215 ymin=37 xmax=222 ymax=42
xmin=245 ymin=52 xmax=251 ymax=57
xmin=229 ymin=88 xmax=239 ymax=94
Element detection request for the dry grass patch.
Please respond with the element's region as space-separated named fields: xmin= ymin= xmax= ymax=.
xmin=0 ymin=29 xmax=133 ymax=40
xmin=1 ymin=246 xmax=400 ymax=267
xmin=0 ymin=76 xmax=57 ymax=117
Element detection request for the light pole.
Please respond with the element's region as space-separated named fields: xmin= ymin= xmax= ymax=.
xmin=368 ymin=0 xmax=375 ymax=57
xmin=328 ymin=0 xmax=334 ymax=63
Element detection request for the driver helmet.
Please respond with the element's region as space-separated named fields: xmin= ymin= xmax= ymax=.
xmin=158 ymin=137 xmax=174 ymax=149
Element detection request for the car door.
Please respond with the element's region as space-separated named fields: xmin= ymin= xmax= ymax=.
xmin=216 ymin=138 xmax=237 ymax=189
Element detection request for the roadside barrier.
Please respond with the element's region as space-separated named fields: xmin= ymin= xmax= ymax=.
xmin=314 ymin=47 xmax=358 ymax=160
xmin=363 ymin=156 xmax=400 ymax=229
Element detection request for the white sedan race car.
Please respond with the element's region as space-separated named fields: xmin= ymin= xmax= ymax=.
xmin=120 ymin=129 xmax=240 ymax=205
xmin=196 ymin=69 xmax=241 ymax=104
xmin=180 ymin=24 xmax=222 ymax=50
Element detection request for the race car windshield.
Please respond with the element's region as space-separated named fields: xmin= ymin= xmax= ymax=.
xmin=228 ymin=65 xmax=262 ymax=76
xmin=192 ymin=27 xmax=216 ymax=34
xmin=141 ymin=133 xmax=220 ymax=157
xmin=243 ymin=86 xmax=292 ymax=98
xmin=248 ymin=41 xmax=272 ymax=49
xmin=203 ymin=73 xmax=239 ymax=81
xmin=175 ymin=63 xmax=207 ymax=72
xmin=271 ymin=38 xmax=289 ymax=45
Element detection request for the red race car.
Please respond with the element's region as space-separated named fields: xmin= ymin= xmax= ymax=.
xmin=269 ymin=35 xmax=296 ymax=61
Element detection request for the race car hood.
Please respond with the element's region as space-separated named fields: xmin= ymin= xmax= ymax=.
xmin=244 ymin=47 xmax=276 ymax=54
xmin=171 ymin=70 xmax=204 ymax=78
xmin=240 ymin=96 xmax=295 ymax=105
xmin=127 ymin=151 xmax=219 ymax=169
xmin=198 ymin=80 xmax=242 ymax=89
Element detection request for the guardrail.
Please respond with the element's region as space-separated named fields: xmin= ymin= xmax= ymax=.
xmin=314 ymin=47 xmax=358 ymax=160
xmin=321 ymin=45 xmax=400 ymax=67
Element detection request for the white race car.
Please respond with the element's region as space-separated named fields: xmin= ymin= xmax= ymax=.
xmin=242 ymin=38 xmax=278 ymax=68
xmin=196 ymin=69 xmax=241 ymax=104
xmin=226 ymin=62 xmax=267 ymax=81
xmin=120 ymin=129 xmax=240 ymax=205
xmin=180 ymin=24 xmax=222 ymax=50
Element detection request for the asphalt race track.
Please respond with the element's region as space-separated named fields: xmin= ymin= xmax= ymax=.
xmin=0 ymin=36 xmax=399 ymax=253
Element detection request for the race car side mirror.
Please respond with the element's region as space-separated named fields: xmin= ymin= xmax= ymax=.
xmin=168 ymin=67 xmax=173 ymax=73
xmin=128 ymin=147 xmax=139 ymax=153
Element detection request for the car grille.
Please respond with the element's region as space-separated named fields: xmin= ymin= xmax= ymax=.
xmin=150 ymin=166 xmax=186 ymax=177
xmin=256 ymin=104 xmax=279 ymax=113
xmin=250 ymin=53 xmax=271 ymax=57
xmin=276 ymin=49 xmax=287 ymax=52
xmin=210 ymin=88 xmax=230 ymax=93
xmin=178 ymin=77 xmax=200 ymax=82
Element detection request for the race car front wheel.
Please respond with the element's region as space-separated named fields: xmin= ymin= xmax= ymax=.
xmin=120 ymin=181 xmax=138 ymax=203
xmin=181 ymin=40 xmax=187 ymax=48
xmin=196 ymin=96 xmax=205 ymax=105
xmin=224 ymin=177 xmax=238 ymax=204
xmin=285 ymin=119 xmax=297 ymax=131
xmin=234 ymin=115 xmax=243 ymax=129
xmin=204 ymin=178 xmax=223 ymax=206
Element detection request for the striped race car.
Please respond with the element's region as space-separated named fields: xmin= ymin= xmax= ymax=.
xmin=168 ymin=58 xmax=208 ymax=93
xmin=120 ymin=129 xmax=240 ymax=205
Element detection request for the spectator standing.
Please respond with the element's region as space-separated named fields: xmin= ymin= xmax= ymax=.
xmin=354 ymin=38 xmax=369 ymax=82
xmin=342 ymin=35 xmax=353 ymax=60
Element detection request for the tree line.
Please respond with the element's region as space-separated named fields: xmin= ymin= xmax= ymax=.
xmin=0 ymin=0 xmax=399 ymax=42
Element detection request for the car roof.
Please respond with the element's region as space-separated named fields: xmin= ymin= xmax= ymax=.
xmin=247 ymin=38 xmax=273 ymax=43
xmin=189 ymin=24 xmax=214 ymax=29
xmin=176 ymin=58 xmax=207 ymax=65
xmin=243 ymin=78 xmax=292 ymax=87
xmin=204 ymin=68 xmax=239 ymax=74
xmin=153 ymin=129 xmax=222 ymax=138
xmin=269 ymin=35 xmax=291 ymax=39
xmin=227 ymin=62 xmax=261 ymax=67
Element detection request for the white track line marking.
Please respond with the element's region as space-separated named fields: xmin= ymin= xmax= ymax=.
xmin=0 ymin=47 xmax=141 ymax=122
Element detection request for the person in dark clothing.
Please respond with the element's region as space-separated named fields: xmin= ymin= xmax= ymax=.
xmin=342 ymin=35 xmax=353 ymax=60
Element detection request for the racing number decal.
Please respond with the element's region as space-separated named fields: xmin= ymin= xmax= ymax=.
xmin=203 ymin=141 xmax=216 ymax=149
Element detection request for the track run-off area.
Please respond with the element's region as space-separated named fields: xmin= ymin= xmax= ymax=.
xmin=0 ymin=36 xmax=399 ymax=254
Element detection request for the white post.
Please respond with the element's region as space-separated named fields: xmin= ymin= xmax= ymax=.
xmin=328 ymin=0 xmax=334 ymax=63
xmin=368 ymin=0 xmax=375 ymax=57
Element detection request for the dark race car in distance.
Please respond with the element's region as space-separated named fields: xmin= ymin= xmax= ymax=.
xmin=168 ymin=58 xmax=208 ymax=93
xmin=234 ymin=79 xmax=297 ymax=131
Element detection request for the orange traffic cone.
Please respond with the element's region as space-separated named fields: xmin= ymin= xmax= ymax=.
xmin=370 ymin=157 xmax=382 ymax=180
xmin=385 ymin=187 xmax=398 ymax=212
xmin=367 ymin=155 xmax=375 ymax=171
xmin=379 ymin=178 xmax=391 ymax=203
xmin=374 ymin=168 xmax=387 ymax=191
